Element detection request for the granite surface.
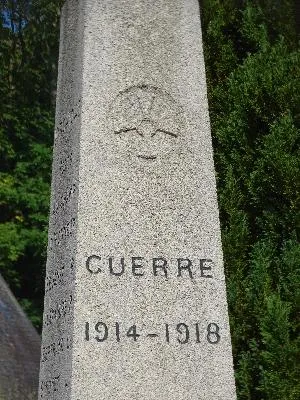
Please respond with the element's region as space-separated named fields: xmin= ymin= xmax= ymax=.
xmin=39 ymin=1 xmax=237 ymax=399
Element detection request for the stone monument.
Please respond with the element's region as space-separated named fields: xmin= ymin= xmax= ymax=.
xmin=39 ymin=0 xmax=237 ymax=398
xmin=0 ymin=274 xmax=41 ymax=400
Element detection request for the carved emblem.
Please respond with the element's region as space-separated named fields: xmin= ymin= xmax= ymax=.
xmin=110 ymin=85 xmax=183 ymax=160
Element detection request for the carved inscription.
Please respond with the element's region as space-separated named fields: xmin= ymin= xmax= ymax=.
xmin=49 ymin=217 xmax=76 ymax=249
xmin=43 ymin=295 xmax=73 ymax=327
xmin=86 ymin=255 xmax=214 ymax=279
xmin=53 ymin=99 xmax=81 ymax=177
xmin=85 ymin=321 xmax=221 ymax=345
xmin=39 ymin=375 xmax=69 ymax=399
xmin=39 ymin=375 xmax=60 ymax=398
xmin=52 ymin=183 xmax=77 ymax=216
xmin=58 ymin=151 xmax=73 ymax=176
xmin=55 ymin=99 xmax=81 ymax=137
xmin=41 ymin=336 xmax=71 ymax=363
xmin=83 ymin=256 xmax=219 ymax=348
xmin=110 ymin=85 xmax=184 ymax=160
xmin=45 ymin=257 xmax=75 ymax=293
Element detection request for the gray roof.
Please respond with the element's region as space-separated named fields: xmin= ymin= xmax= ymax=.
xmin=0 ymin=274 xmax=41 ymax=400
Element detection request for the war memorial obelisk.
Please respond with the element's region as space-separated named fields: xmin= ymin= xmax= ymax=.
xmin=39 ymin=1 xmax=237 ymax=398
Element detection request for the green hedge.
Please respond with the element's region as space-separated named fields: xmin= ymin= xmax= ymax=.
xmin=201 ymin=1 xmax=300 ymax=398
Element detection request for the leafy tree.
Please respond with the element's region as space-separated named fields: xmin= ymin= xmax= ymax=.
xmin=0 ymin=0 xmax=62 ymax=329
xmin=201 ymin=0 xmax=300 ymax=398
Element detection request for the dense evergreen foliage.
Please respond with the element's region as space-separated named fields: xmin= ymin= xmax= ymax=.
xmin=201 ymin=1 xmax=300 ymax=398
xmin=0 ymin=1 xmax=299 ymax=398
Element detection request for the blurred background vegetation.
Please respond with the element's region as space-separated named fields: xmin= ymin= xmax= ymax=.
xmin=0 ymin=1 xmax=299 ymax=399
